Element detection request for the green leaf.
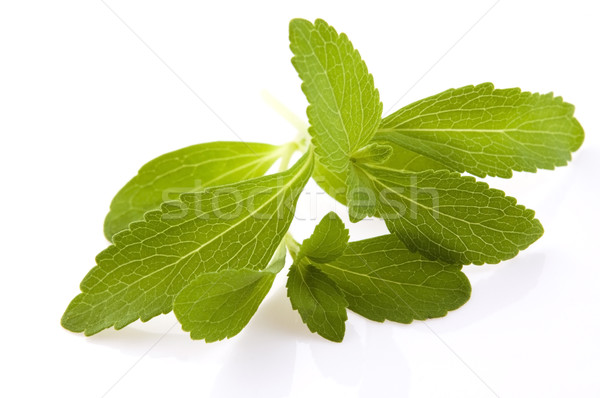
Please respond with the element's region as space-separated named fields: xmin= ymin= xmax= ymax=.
xmin=286 ymin=212 xmax=350 ymax=342
xmin=61 ymin=152 xmax=314 ymax=336
xmin=289 ymin=18 xmax=382 ymax=172
xmin=360 ymin=164 xmax=544 ymax=265
xmin=297 ymin=211 xmax=349 ymax=262
xmin=313 ymin=142 xmax=447 ymax=222
xmin=312 ymin=141 xmax=447 ymax=207
xmin=347 ymin=144 xmax=395 ymax=221
xmin=173 ymin=244 xmax=286 ymax=342
xmin=376 ymin=83 xmax=584 ymax=178
xmin=350 ymin=143 xmax=393 ymax=164
xmin=346 ymin=165 xmax=377 ymax=222
xmin=104 ymin=141 xmax=285 ymax=240
xmin=316 ymin=234 xmax=471 ymax=323
xmin=380 ymin=142 xmax=448 ymax=173
xmin=287 ymin=263 xmax=348 ymax=342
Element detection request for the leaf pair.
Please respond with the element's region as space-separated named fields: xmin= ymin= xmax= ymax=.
xmin=290 ymin=18 xmax=582 ymax=265
xmin=286 ymin=213 xmax=351 ymax=342
xmin=287 ymin=213 xmax=471 ymax=342
xmin=62 ymin=150 xmax=313 ymax=337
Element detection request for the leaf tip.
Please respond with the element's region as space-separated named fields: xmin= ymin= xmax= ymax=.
xmin=61 ymin=294 xmax=89 ymax=334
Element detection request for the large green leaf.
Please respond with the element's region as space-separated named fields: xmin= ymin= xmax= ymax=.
xmin=359 ymin=164 xmax=544 ymax=265
xmin=104 ymin=141 xmax=284 ymax=240
xmin=376 ymin=83 xmax=584 ymax=177
xmin=289 ymin=18 xmax=382 ymax=172
xmin=173 ymin=244 xmax=286 ymax=342
xmin=316 ymin=235 xmax=471 ymax=323
xmin=286 ymin=212 xmax=349 ymax=342
xmin=61 ymin=152 xmax=314 ymax=336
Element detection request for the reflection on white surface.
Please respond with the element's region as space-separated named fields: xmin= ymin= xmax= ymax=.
xmin=85 ymin=249 xmax=543 ymax=397
xmin=433 ymin=252 xmax=545 ymax=333
xmin=87 ymin=285 xmax=412 ymax=397
xmin=211 ymin=287 xmax=410 ymax=398
xmin=211 ymin=287 xmax=300 ymax=398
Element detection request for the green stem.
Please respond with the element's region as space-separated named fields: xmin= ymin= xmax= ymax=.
xmin=263 ymin=91 xmax=313 ymax=254
xmin=263 ymin=90 xmax=311 ymax=167
xmin=262 ymin=90 xmax=309 ymax=135
xmin=277 ymin=141 xmax=298 ymax=172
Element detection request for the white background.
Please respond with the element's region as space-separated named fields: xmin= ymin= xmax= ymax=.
xmin=1 ymin=1 xmax=599 ymax=397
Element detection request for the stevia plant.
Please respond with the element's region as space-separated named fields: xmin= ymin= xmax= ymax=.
xmin=61 ymin=18 xmax=584 ymax=342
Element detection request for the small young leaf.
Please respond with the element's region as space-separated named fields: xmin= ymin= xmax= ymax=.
xmin=104 ymin=142 xmax=284 ymax=240
xmin=360 ymin=164 xmax=544 ymax=265
xmin=61 ymin=152 xmax=313 ymax=336
xmin=286 ymin=212 xmax=350 ymax=342
xmin=289 ymin=18 xmax=382 ymax=172
xmin=316 ymin=235 xmax=471 ymax=323
xmin=376 ymin=83 xmax=584 ymax=178
xmin=346 ymin=166 xmax=377 ymax=223
xmin=173 ymin=244 xmax=286 ymax=342
xmin=297 ymin=211 xmax=349 ymax=263
xmin=380 ymin=142 xmax=448 ymax=173
xmin=287 ymin=262 xmax=348 ymax=342
xmin=350 ymin=143 xmax=393 ymax=165
xmin=312 ymin=141 xmax=447 ymax=207
xmin=346 ymin=144 xmax=393 ymax=222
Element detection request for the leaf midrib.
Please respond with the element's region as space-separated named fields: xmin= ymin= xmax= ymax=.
xmin=295 ymin=25 xmax=351 ymax=161
xmin=86 ymin=152 xmax=313 ymax=311
xmin=361 ymin=166 xmax=533 ymax=239
xmin=319 ymin=262 xmax=461 ymax=292
xmin=142 ymin=149 xmax=277 ymax=186
xmin=377 ymin=124 xmax=573 ymax=137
